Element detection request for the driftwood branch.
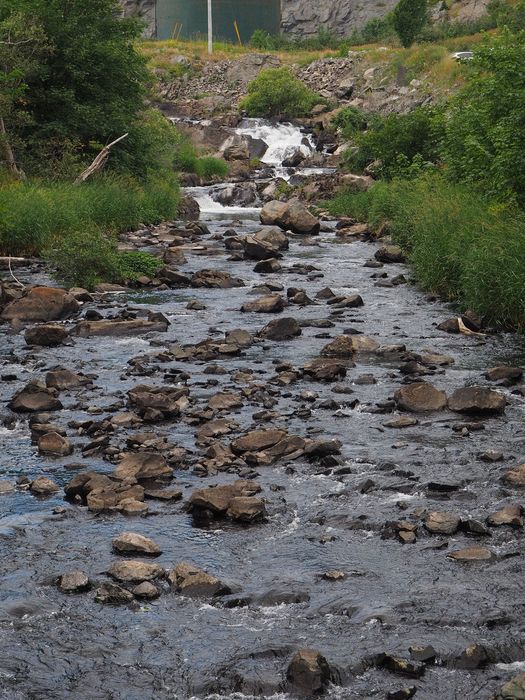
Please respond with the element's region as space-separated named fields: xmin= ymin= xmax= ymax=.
xmin=74 ymin=133 xmax=128 ymax=184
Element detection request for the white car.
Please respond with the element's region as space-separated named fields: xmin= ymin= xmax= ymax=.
xmin=451 ymin=51 xmax=474 ymax=60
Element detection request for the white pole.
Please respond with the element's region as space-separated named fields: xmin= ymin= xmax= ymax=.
xmin=207 ymin=0 xmax=213 ymax=54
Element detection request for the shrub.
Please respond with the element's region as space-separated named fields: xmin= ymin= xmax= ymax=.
xmin=194 ymin=156 xmax=229 ymax=180
xmin=240 ymin=68 xmax=322 ymax=119
xmin=331 ymin=106 xmax=369 ymax=138
xmin=442 ymin=30 xmax=525 ymax=207
xmin=393 ymin=0 xmax=428 ymax=47
xmin=46 ymin=228 xmax=161 ymax=289
xmin=343 ymin=106 xmax=444 ymax=178
xmin=326 ymin=174 xmax=525 ymax=329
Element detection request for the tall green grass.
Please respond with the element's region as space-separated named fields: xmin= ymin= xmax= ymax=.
xmin=327 ymin=175 xmax=525 ymax=329
xmin=0 ymin=174 xmax=179 ymax=256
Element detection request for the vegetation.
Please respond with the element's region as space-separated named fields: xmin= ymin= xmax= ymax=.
xmin=172 ymin=132 xmax=229 ymax=179
xmin=327 ymin=175 xmax=525 ymax=329
xmin=0 ymin=172 xmax=178 ymax=263
xmin=240 ymin=68 xmax=322 ymax=119
xmin=341 ymin=107 xmax=444 ymax=179
xmin=393 ymin=0 xmax=428 ymax=47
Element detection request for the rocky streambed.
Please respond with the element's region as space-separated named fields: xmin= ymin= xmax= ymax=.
xmin=1 ymin=126 xmax=525 ymax=700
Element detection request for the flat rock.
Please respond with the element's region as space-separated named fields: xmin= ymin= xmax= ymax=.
xmin=425 ymin=511 xmax=461 ymax=535
xmin=112 ymin=532 xmax=162 ymax=556
xmin=231 ymin=429 xmax=287 ymax=454
xmin=485 ymin=366 xmax=523 ymax=383
xmin=394 ymin=382 xmax=447 ymax=412
xmin=375 ymin=245 xmax=406 ymax=263
xmin=208 ymin=392 xmax=243 ymax=411
xmin=108 ymin=560 xmax=164 ymax=583
xmin=191 ymin=269 xmax=244 ymax=289
xmin=226 ymin=496 xmax=266 ymax=522
xmin=447 ymin=546 xmax=494 ymax=562
xmin=383 ymin=416 xmax=419 ymax=429
xmin=493 ymin=672 xmax=525 ymax=699
xmin=76 ymin=318 xmax=168 ymax=337
xmin=321 ymin=335 xmax=378 ymax=357
xmin=448 ymin=387 xmax=506 ymax=415
xmin=45 ymin=369 xmax=87 ymax=390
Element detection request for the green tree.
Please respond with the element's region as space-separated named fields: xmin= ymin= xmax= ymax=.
xmin=392 ymin=0 xmax=428 ymax=47
xmin=442 ymin=30 xmax=525 ymax=206
xmin=0 ymin=11 xmax=48 ymax=178
xmin=0 ymin=0 xmax=151 ymax=176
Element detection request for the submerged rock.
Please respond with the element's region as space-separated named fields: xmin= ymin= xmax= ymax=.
xmin=58 ymin=570 xmax=91 ymax=594
xmin=447 ymin=546 xmax=494 ymax=562
xmin=76 ymin=318 xmax=169 ymax=337
xmin=95 ymin=583 xmax=134 ymax=605
xmin=9 ymin=382 xmax=62 ymax=413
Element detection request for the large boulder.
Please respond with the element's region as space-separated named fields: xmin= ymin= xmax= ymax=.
xmin=493 ymin=672 xmax=525 ymax=699
xmin=394 ymin=382 xmax=447 ymax=412
xmin=503 ymin=464 xmax=525 ymax=487
xmin=64 ymin=471 xmax=145 ymax=511
xmin=231 ymin=429 xmax=287 ymax=454
xmin=243 ymin=236 xmax=281 ymax=261
xmin=374 ymin=245 xmax=406 ymax=263
xmin=260 ymin=199 xmax=320 ymax=235
xmin=425 ymin=511 xmax=460 ymax=535
xmin=191 ymin=269 xmax=245 ymax=289
xmin=448 ymin=387 xmax=506 ymax=415
xmin=1 ymin=286 xmax=79 ymax=322
xmin=254 ymin=226 xmax=289 ymax=251
xmin=189 ymin=480 xmax=264 ymax=522
xmin=9 ymin=382 xmax=63 ymax=413
xmin=38 ymin=432 xmax=73 ymax=457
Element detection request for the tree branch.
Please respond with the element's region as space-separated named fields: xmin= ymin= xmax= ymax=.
xmin=74 ymin=133 xmax=129 ymax=184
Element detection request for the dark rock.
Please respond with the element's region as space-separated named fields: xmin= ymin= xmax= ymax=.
xmin=287 ymin=649 xmax=332 ymax=694
xmin=259 ymin=317 xmax=301 ymax=341
xmin=1 ymin=286 xmax=79 ymax=322
xmin=25 ymin=324 xmax=69 ymax=347
xmin=448 ymin=387 xmax=506 ymax=415
xmin=9 ymin=382 xmax=62 ymax=413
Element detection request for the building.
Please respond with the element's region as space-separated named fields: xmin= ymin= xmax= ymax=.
xmin=120 ymin=0 xmax=399 ymax=42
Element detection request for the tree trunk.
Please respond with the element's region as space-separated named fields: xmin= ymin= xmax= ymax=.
xmin=0 ymin=116 xmax=25 ymax=180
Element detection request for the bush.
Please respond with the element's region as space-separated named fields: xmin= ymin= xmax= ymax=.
xmin=343 ymin=106 xmax=444 ymax=178
xmin=240 ymin=67 xmax=322 ymax=119
xmin=442 ymin=30 xmax=525 ymax=207
xmin=331 ymin=106 xmax=369 ymax=138
xmin=0 ymin=174 xmax=179 ymax=256
xmin=46 ymin=228 xmax=162 ymax=289
xmin=171 ymin=131 xmax=228 ymax=179
xmin=250 ymin=27 xmax=342 ymax=52
xmin=326 ymin=174 xmax=525 ymax=329
xmin=347 ymin=15 xmax=396 ymax=45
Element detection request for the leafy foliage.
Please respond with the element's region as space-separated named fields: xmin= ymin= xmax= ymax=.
xmin=0 ymin=0 xmax=151 ymax=176
xmin=240 ymin=68 xmax=322 ymax=119
xmin=442 ymin=30 xmax=525 ymax=206
xmin=343 ymin=107 xmax=444 ymax=179
xmin=393 ymin=0 xmax=428 ymax=48
xmin=331 ymin=106 xmax=369 ymax=138
xmin=327 ymin=174 xmax=525 ymax=329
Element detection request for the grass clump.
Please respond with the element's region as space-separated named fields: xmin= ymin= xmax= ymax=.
xmin=240 ymin=67 xmax=322 ymax=119
xmin=326 ymin=175 xmax=525 ymax=329
xmin=0 ymin=174 xmax=179 ymax=257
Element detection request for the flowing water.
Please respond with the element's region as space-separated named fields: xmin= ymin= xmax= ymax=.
xmin=1 ymin=120 xmax=525 ymax=700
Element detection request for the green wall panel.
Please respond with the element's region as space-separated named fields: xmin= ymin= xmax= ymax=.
xmin=155 ymin=0 xmax=281 ymax=42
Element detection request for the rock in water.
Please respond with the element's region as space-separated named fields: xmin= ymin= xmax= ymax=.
xmin=25 ymin=324 xmax=69 ymax=347
xmin=493 ymin=672 xmax=525 ymax=699
xmin=447 ymin=546 xmax=494 ymax=562
xmin=1 ymin=286 xmax=79 ymax=322
xmin=448 ymin=387 xmax=506 ymax=415
xmin=30 ymin=477 xmax=60 ymax=495
xmin=58 ymin=570 xmax=91 ymax=593
xmin=108 ymin=560 xmax=164 ymax=583
xmin=9 ymin=382 xmax=62 ymax=413
xmin=114 ymin=452 xmax=173 ymax=481
xmin=241 ymin=294 xmax=284 ymax=313
xmin=394 ymin=383 xmax=447 ymax=412
xmin=425 ymin=511 xmax=460 ymax=535
xmin=168 ymin=562 xmax=228 ymax=597
xmin=258 ymin=317 xmax=302 ymax=341
xmin=38 ymin=432 xmax=72 ymax=457
xmin=95 ymin=583 xmax=134 ymax=605
xmin=112 ymin=532 xmax=162 ymax=556
xmin=287 ymin=649 xmax=332 ymax=694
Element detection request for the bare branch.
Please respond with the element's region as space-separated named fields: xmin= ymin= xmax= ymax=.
xmin=74 ymin=133 xmax=129 ymax=184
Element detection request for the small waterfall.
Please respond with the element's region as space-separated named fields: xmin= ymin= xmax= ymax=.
xmin=235 ymin=118 xmax=315 ymax=167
